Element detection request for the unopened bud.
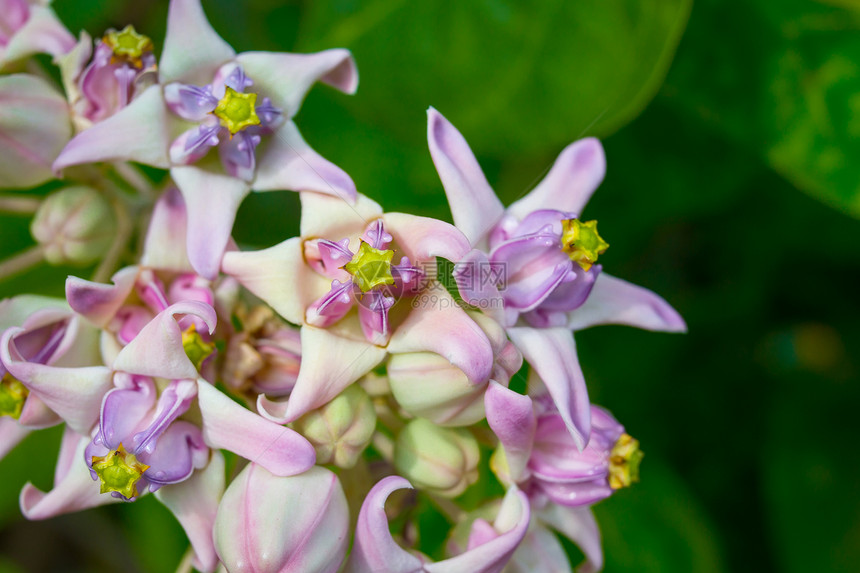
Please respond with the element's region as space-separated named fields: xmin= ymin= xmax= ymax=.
xmin=292 ymin=384 xmax=376 ymax=468
xmin=394 ymin=418 xmax=479 ymax=498
xmin=31 ymin=186 xmax=115 ymax=265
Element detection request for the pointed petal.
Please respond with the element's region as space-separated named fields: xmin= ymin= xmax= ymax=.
xmin=507 ymin=138 xmax=606 ymax=221
xmin=1 ymin=5 xmax=75 ymax=62
xmin=0 ymin=418 xmax=30 ymax=461
xmin=53 ymin=85 xmax=170 ymax=171
xmin=66 ymin=267 xmax=139 ymax=327
xmin=281 ymin=326 xmax=387 ymax=422
xmin=196 ymin=379 xmax=316 ymax=476
xmin=388 ymin=290 xmax=494 ymax=385
xmin=506 ymin=523 xmax=572 ymax=573
xmin=221 ymin=237 xmax=317 ymax=325
xmin=160 ymin=0 xmax=235 ymax=85
xmin=344 ymin=475 xmax=424 ymax=573
xmin=253 ymin=122 xmax=356 ymax=201
xmin=112 ymin=301 xmax=217 ymax=380
xmin=485 ymin=382 xmax=535 ymax=483
xmin=20 ymin=431 xmax=119 ymax=519
xmin=236 ymin=48 xmax=357 ymax=117
xmin=172 ymin=165 xmax=250 ymax=279
xmin=426 ymin=108 xmax=503 ymax=245
xmin=156 ymin=451 xmax=225 ymax=573
xmin=567 ymin=273 xmax=686 ymax=333
xmin=300 ymin=190 xmax=381 ymax=240
xmin=141 ymin=187 xmax=194 ymax=272
xmin=506 ymin=327 xmax=590 ymax=451
xmin=384 ymin=212 xmax=472 ymax=265
xmin=538 ymin=505 xmax=603 ymax=573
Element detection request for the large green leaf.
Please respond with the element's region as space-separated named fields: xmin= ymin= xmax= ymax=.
xmin=297 ymin=0 xmax=690 ymax=156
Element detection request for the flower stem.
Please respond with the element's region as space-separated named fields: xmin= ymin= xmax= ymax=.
xmin=0 ymin=245 xmax=44 ymax=281
xmin=0 ymin=195 xmax=41 ymax=214
xmin=92 ymin=198 xmax=132 ymax=283
xmin=112 ymin=162 xmax=154 ymax=198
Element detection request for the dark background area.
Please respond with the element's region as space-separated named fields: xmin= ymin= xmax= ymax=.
xmin=1 ymin=0 xmax=858 ymax=571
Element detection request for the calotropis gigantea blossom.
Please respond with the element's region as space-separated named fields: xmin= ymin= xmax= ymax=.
xmin=214 ymin=464 xmax=350 ymax=573
xmin=344 ymin=475 xmax=530 ymax=573
xmin=0 ymin=0 xmax=75 ymax=69
xmin=427 ymin=108 xmax=685 ymax=449
xmin=0 ymin=74 xmax=72 ymax=189
xmin=53 ymin=0 xmax=359 ymax=279
xmin=221 ymin=191 xmax=497 ymax=424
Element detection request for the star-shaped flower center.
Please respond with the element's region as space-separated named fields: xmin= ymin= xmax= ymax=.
xmin=182 ymin=324 xmax=216 ymax=371
xmin=213 ymin=87 xmax=261 ymax=135
xmin=0 ymin=374 xmax=28 ymax=420
xmin=608 ymin=433 xmax=643 ymax=490
xmin=103 ymin=25 xmax=153 ymax=67
xmin=561 ymin=219 xmax=609 ymax=272
xmin=91 ymin=443 xmax=150 ymax=499
xmin=344 ymin=241 xmax=395 ymax=293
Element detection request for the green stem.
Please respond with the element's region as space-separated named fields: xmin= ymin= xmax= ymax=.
xmin=0 ymin=195 xmax=41 ymax=214
xmin=92 ymin=198 xmax=132 ymax=283
xmin=0 ymin=245 xmax=44 ymax=281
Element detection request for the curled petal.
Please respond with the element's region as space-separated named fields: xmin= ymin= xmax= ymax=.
xmin=99 ymin=374 xmax=157 ymax=450
xmin=66 ymin=266 xmax=139 ymax=327
xmin=485 ymin=382 xmax=535 ymax=484
xmin=0 ymin=418 xmax=30 ymax=461
xmin=142 ymin=420 xmax=208 ymax=487
xmin=427 ymin=108 xmax=504 ymax=246
xmin=507 ymin=138 xmax=606 ymax=221
xmin=506 ymin=523 xmax=572 ymax=573
xmin=538 ymin=505 xmax=602 ymax=573
xmin=306 ymin=280 xmax=355 ymax=328
xmin=506 ymin=327 xmax=590 ymax=451
xmin=490 ymin=234 xmax=571 ymax=312
xmin=1 ymin=4 xmax=75 ymax=64
xmin=384 ymin=213 xmax=472 ymax=266
xmin=163 ymin=82 xmax=218 ymax=122
xmin=160 ymin=0 xmax=235 ymax=85
xmin=236 ymin=48 xmax=358 ymax=117
xmin=156 ymin=451 xmax=225 ymax=573
xmin=567 ymin=273 xmax=686 ymax=333
xmin=196 ymin=379 xmax=316 ymax=476
xmin=170 ymin=123 xmax=221 ymax=166
xmin=141 ymin=187 xmax=193 ymax=273
xmin=219 ymin=130 xmax=259 ymax=181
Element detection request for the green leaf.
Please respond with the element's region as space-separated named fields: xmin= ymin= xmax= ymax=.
xmin=297 ymin=0 xmax=691 ymax=156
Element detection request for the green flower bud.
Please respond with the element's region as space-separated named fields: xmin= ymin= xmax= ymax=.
xmin=394 ymin=418 xmax=479 ymax=498
xmin=292 ymin=384 xmax=376 ymax=468
xmin=31 ymin=186 xmax=115 ymax=266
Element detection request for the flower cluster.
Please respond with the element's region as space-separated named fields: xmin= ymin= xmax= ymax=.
xmin=0 ymin=1 xmax=685 ymax=571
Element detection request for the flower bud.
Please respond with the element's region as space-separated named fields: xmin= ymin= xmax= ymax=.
xmin=214 ymin=464 xmax=349 ymax=573
xmin=394 ymin=418 xmax=479 ymax=497
xmin=31 ymin=186 xmax=115 ymax=266
xmin=388 ymin=311 xmax=521 ymax=427
xmin=291 ymin=384 xmax=376 ymax=468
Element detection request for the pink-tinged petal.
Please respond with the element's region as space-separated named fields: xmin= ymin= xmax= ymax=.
xmin=485 ymin=382 xmax=535 ymax=484
xmin=172 ymin=165 xmax=251 ymax=279
xmin=506 ymin=327 xmax=590 ymax=451
xmin=53 ymin=85 xmax=171 ymax=172
xmin=163 ymin=82 xmax=218 ymax=122
xmin=141 ymin=187 xmax=194 ymax=272
xmin=20 ymin=430 xmax=119 ymax=519
xmin=169 ymin=123 xmax=221 ymax=166
xmin=160 ymin=0 xmax=235 ymax=85
xmin=357 ymin=291 xmax=394 ymax=346
xmin=196 ymin=379 xmax=316 ymax=476
xmin=0 ymin=74 xmax=71 ymax=189
xmin=1 ymin=5 xmax=75 ymax=63
xmin=0 ymin=295 xmax=67 ymax=331
xmin=538 ymin=505 xmax=602 ymax=573
xmin=388 ymin=291 xmax=493 ymax=385
xmin=506 ymin=523 xmax=572 ymax=573
xmin=344 ymin=475 xmax=424 ymax=573
xmin=155 ymin=451 xmax=225 ymax=573
xmin=236 ymin=48 xmax=357 ymax=117
xmin=306 ymin=280 xmax=355 ymax=328
xmin=221 ymin=237 xmax=318 ymax=325
xmin=0 ymin=418 xmax=30 ymax=461
xmin=219 ymin=130 xmax=259 ymax=181
xmin=425 ymin=486 xmax=530 ymax=573
xmin=253 ymin=121 xmax=357 ymax=201
xmin=17 ymin=394 xmax=61 ymax=429
xmin=138 ymin=420 xmax=208 ymax=486
xmin=384 ymin=213 xmax=471 ymax=265
xmin=452 ymin=249 xmax=505 ymax=323
xmin=426 ymin=108 xmax=503 ymax=245
xmin=66 ymin=267 xmax=139 ymax=327
xmin=490 ymin=235 xmax=571 ymax=312
xmin=214 ymin=464 xmax=349 ymax=573
xmin=507 ymin=138 xmax=606 ymax=221
xmin=300 ymin=190 xmax=381 ymax=240
xmin=112 ymin=301 xmax=216 ymax=380
xmin=280 ymin=326 xmax=387 ymax=422
xmin=567 ymin=273 xmax=686 ymax=333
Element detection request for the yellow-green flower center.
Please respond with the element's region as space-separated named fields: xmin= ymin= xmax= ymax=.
xmin=91 ymin=443 xmax=150 ymax=499
xmin=213 ymin=87 xmax=261 ymax=135
xmin=103 ymin=25 xmax=153 ymax=66
xmin=344 ymin=241 xmax=395 ymax=293
xmin=182 ymin=324 xmax=216 ymax=371
xmin=560 ymin=219 xmax=609 ymax=272
xmin=608 ymin=433 xmax=643 ymax=490
xmin=0 ymin=374 xmax=28 ymax=420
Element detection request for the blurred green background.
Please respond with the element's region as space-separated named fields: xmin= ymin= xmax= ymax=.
xmin=2 ymin=0 xmax=859 ymax=571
